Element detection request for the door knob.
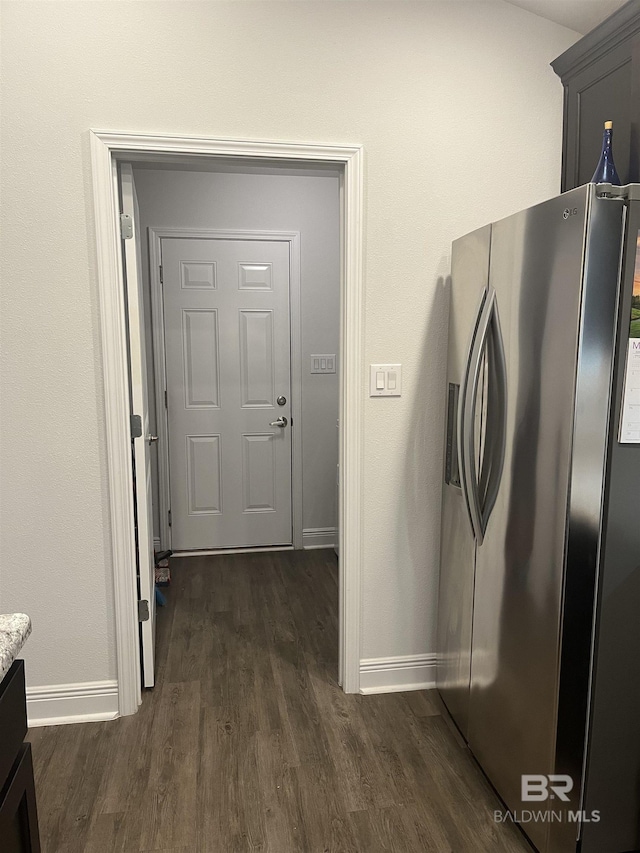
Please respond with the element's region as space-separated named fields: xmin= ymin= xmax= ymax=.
xmin=147 ymin=435 xmax=159 ymax=444
xmin=269 ymin=417 xmax=288 ymax=428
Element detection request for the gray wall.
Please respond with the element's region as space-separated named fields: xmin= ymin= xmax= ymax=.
xmin=132 ymin=166 xmax=340 ymax=542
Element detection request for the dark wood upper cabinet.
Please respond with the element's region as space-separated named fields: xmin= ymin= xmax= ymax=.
xmin=552 ymin=0 xmax=640 ymax=191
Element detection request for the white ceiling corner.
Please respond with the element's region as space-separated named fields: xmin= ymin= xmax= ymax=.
xmin=502 ymin=0 xmax=628 ymax=34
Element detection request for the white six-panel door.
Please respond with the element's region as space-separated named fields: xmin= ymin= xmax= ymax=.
xmin=161 ymin=237 xmax=292 ymax=550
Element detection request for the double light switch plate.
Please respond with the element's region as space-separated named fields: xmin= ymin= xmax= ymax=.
xmin=370 ymin=364 xmax=402 ymax=397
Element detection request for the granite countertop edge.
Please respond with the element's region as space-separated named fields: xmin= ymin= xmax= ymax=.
xmin=0 ymin=613 xmax=32 ymax=682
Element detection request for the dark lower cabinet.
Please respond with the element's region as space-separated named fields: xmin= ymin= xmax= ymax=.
xmin=552 ymin=0 xmax=640 ymax=190
xmin=0 ymin=661 xmax=41 ymax=853
xmin=0 ymin=745 xmax=40 ymax=853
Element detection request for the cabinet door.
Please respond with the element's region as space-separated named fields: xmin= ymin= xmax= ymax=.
xmin=564 ymin=48 xmax=634 ymax=188
xmin=552 ymin=1 xmax=640 ymax=191
xmin=0 ymin=745 xmax=41 ymax=853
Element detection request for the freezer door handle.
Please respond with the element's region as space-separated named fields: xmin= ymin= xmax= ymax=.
xmin=478 ymin=294 xmax=507 ymax=536
xmin=459 ymin=286 xmax=507 ymax=545
xmin=458 ymin=288 xmax=490 ymax=542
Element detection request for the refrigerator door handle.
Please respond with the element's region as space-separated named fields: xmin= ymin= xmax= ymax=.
xmin=478 ymin=295 xmax=507 ymax=537
xmin=458 ymin=287 xmax=492 ymax=542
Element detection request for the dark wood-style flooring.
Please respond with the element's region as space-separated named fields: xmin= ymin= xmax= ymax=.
xmin=27 ymin=550 xmax=531 ymax=852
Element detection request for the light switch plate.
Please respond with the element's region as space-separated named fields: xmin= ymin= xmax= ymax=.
xmin=370 ymin=364 xmax=402 ymax=397
xmin=311 ymin=354 xmax=336 ymax=374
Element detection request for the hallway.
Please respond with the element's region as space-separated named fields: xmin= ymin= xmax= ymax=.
xmin=28 ymin=551 xmax=530 ymax=852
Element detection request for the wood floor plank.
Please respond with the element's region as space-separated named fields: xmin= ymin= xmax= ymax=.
xmin=267 ymin=627 xmax=330 ymax=768
xmin=347 ymin=805 xmax=440 ymax=852
xmin=138 ymin=680 xmax=201 ymax=851
xmin=308 ymin=667 xmax=398 ymax=812
xmin=30 ymin=722 xmax=105 ymax=852
xmin=248 ymin=617 xmax=282 ymax=733
xmin=198 ymin=607 xmax=232 ymax=709
xmin=401 ymin=688 xmax=441 ymax=718
xmin=93 ymin=683 xmax=158 ymax=825
xmin=352 ymin=693 xmax=475 ymax=849
xmin=196 ymin=704 xmax=239 ymax=851
xmin=255 ymin=728 xmax=307 ymax=853
xmin=290 ymin=759 xmax=360 ymax=853
xmin=350 ymin=693 xmax=423 ymax=809
xmin=77 ymin=812 xmax=130 ymax=853
xmin=410 ymin=714 xmax=531 ymax=852
xmin=55 ymin=720 xmax=125 ymax=850
xmin=28 ymin=550 xmax=532 ymax=853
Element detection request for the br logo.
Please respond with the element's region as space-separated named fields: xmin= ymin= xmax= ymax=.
xmin=521 ymin=775 xmax=573 ymax=802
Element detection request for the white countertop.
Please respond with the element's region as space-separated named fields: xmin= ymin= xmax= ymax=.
xmin=0 ymin=614 xmax=31 ymax=681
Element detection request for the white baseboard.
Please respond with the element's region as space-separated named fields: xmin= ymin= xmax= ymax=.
xmin=359 ymin=653 xmax=437 ymax=695
xmin=302 ymin=527 xmax=337 ymax=549
xmin=174 ymin=545 xmax=293 ymax=557
xmin=27 ymin=680 xmax=119 ymax=727
xmin=153 ymin=537 xmax=161 ymax=551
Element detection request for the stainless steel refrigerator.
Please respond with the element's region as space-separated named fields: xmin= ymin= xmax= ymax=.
xmin=437 ymin=182 xmax=640 ymax=853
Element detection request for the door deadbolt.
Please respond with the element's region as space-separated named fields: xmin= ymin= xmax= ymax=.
xmin=277 ymin=395 xmax=287 ymax=406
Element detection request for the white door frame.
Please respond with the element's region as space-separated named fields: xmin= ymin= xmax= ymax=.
xmin=89 ymin=130 xmax=364 ymax=712
xmin=148 ymin=227 xmax=303 ymax=552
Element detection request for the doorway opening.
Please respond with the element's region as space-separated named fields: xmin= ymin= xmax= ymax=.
xmin=90 ymin=131 xmax=364 ymax=712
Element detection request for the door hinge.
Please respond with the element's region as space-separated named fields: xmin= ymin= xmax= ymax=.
xmin=138 ymin=600 xmax=150 ymax=622
xmin=120 ymin=213 xmax=133 ymax=240
xmin=159 ymin=264 xmax=163 ymax=284
xmin=164 ymin=389 xmax=168 ymax=409
xmin=168 ymin=509 xmax=172 ymax=527
xmin=130 ymin=414 xmax=142 ymax=439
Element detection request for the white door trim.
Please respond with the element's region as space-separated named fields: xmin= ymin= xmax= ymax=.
xmin=149 ymin=227 xmax=303 ymax=551
xmin=89 ymin=130 xmax=364 ymax=711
